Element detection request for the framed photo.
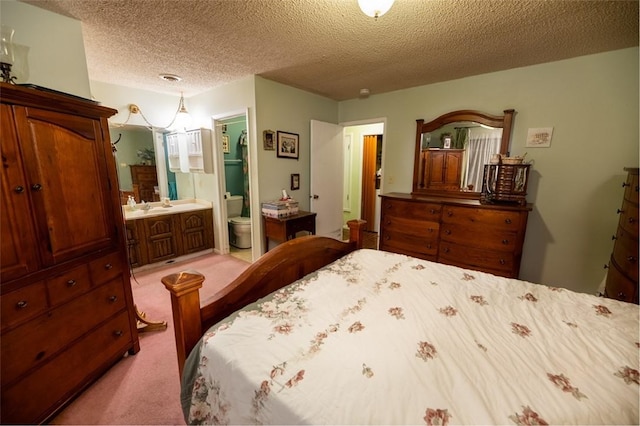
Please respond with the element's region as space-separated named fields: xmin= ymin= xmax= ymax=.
xmin=277 ymin=131 xmax=299 ymax=159
xmin=291 ymin=173 xmax=300 ymax=190
xmin=263 ymin=130 xmax=275 ymax=150
xmin=221 ymin=134 xmax=230 ymax=153
xmin=441 ymin=133 xmax=452 ymax=149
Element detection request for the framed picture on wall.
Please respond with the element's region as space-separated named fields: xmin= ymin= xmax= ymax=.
xmin=277 ymin=131 xmax=299 ymax=160
xmin=222 ymin=134 xmax=230 ymax=153
xmin=291 ymin=173 xmax=300 ymax=190
xmin=263 ymin=130 xmax=275 ymax=150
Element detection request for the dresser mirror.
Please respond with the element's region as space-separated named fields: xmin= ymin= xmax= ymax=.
xmin=412 ymin=109 xmax=515 ymax=198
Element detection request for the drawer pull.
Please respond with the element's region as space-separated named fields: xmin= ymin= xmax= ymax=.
xmin=443 ymin=248 xmax=450 ymax=253
xmin=114 ymin=330 xmax=123 ymax=337
xmin=35 ymin=351 xmax=46 ymax=361
xmin=31 ymin=183 xmax=42 ymax=191
xmin=499 ymin=259 xmax=506 ymax=265
xmin=504 ymin=218 xmax=512 ymax=224
xmin=16 ymin=300 xmax=28 ymax=309
xmin=67 ymin=279 xmax=77 ymax=287
xmin=426 ymin=244 xmax=432 ymax=249
xmin=429 ymin=208 xmax=436 ymax=214
xmin=502 ymin=239 xmax=509 ymax=245
xmin=617 ymin=292 xmax=626 ymax=300
xmin=104 ymin=263 xmax=113 ymax=270
xmin=445 ymin=230 xmax=451 ymax=235
xmin=611 ymin=235 xmax=617 ymax=240
xmin=622 ymin=182 xmax=630 ymax=188
xmin=604 ymin=264 xmax=609 ymax=269
xmin=447 ymin=211 xmax=453 ymax=217
xmin=385 ymin=235 xmax=390 ymax=241
xmin=14 ymin=185 xmax=24 ymax=193
xmin=617 ymin=208 xmax=624 ymax=214
xmin=428 ymin=228 xmax=434 ymax=233
xmin=385 ymin=220 xmax=391 ymax=225
xmin=108 ymin=295 xmax=118 ymax=302
xmin=628 ymin=217 xmax=636 ymax=224
xmin=627 ymin=256 xmax=637 ymax=263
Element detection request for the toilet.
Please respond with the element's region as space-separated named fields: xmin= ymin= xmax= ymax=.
xmin=226 ymin=195 xmax=252 ymax=249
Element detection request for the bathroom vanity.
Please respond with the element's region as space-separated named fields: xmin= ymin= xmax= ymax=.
xmin=123 ymin=199 xmax=213 ymax=268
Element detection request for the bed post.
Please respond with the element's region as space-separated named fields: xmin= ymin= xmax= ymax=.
xmin=161 ymin=271 xmax=205 ymax=377
xmin=347 ymin=219 xmax=366 ymax=248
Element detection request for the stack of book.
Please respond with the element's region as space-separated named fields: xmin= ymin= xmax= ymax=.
xmin=261 ymin=199 xmax=299 ymax=218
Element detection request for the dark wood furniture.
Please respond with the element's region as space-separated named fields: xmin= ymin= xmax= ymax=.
xmin=130 ymin=164 xmax=159 ymax=202
xmin=124 ymin=209 xmax=214 ymax=268
xmin=263 ymin=210 xmax=317 ymax=251
xmin=0 ymin=83 xmax=140 ymax=424
xmin=163 ymin=219 xmax=365 ymax=375
xmin=419 ymin=149 xmax=464 ymax=190
xmin=604 ymin=167 xmax=639 ymax=304
xmin=379 ymin=193 xmax=531 ymax=278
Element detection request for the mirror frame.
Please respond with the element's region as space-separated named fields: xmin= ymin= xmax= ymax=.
xmin=412 ymin=109 xmax=515 ymax=198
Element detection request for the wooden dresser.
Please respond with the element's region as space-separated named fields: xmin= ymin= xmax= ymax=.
xmin=380 ymin=193 xmax=531 ymax=278
xmin=130 ymin=164 xmax=159 ymax=202
xmin=604 ymin=167 xmax=639 ymax=304
xmin=0 ymin=83 xmax=140 ymax=423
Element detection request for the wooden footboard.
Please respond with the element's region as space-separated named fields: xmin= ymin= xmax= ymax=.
xmin=162 ymin=219 xmax=366 ymax=375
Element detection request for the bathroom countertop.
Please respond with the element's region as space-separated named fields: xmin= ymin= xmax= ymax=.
xmin=122 ymin=198 xmax=212 ymax=221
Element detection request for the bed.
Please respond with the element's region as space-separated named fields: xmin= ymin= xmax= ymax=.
xmin=163 ymin=220 xmax=639 ymax=425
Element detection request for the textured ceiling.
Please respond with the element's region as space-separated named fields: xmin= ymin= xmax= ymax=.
xmin=22 ymin=0 xmax=639 ymax=101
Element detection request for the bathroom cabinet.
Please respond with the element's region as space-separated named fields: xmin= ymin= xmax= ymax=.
xmin=125 ymin=208 xmax=213 ymax=267
xmin=0 ymin=83 xmax=139 ymax=424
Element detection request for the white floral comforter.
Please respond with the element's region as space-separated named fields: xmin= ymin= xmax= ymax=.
xmin=181 ymin=249 xmax=639 ymax=425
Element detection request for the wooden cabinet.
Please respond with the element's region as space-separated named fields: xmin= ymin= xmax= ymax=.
xmin=0 ymin=83 xmax=139 ymax=424
xmin=263 ymin=211 xmax=317 ymax=251
xmin=125 ymin=208 xmax=213 ymax=267
xmin=419 ymin=149 xmax=464 ymax=191
xmin=604 ymin=167 xmax=639 ymax=304
xmin=130 ymin=164 xmax=159 ymax=202
xmin=380 ymin=193 xmax=531 ymax=278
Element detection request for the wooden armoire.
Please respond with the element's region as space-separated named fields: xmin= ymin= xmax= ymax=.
xmin=0 ymin=83 xmax=140 ymax=423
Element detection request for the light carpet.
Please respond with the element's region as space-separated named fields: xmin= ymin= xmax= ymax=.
xmin=50 ymin=253 xmax=250 ymax=425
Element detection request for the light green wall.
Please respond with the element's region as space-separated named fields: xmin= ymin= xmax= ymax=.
xmin=0 ymin=0 xmax=91 ymax=98
xmin=339 ymin=47 xmax=639 ymax=294
xmin=255 ymin=76 xmax=339 ymax=211
xmin=112 ymin=128 xmax=154 ymax=191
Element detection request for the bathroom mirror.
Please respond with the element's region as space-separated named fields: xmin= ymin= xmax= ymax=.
xmin=412 ymin=109 xmax=515 ymax=198
xmin=110 ymin=124 xmax=195 ymax=205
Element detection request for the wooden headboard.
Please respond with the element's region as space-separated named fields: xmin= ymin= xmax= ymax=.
xmin=162 ymin=219 xmax=366 ymax=375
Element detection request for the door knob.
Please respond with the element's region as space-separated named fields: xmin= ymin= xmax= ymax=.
xmin=312 ymin=194 xmax=319 ymax=199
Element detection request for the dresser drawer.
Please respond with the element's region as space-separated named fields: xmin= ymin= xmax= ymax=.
xmin=611 ymin=228 xmax=639 ymax=282
xmin=380 ymin=228 xmax=439 ymax=258
xmin=47 ymin=263 xmax=92 ymax=306
xmin=90 ymin=251 xmax=125 ymax=286
xmin=1 ymin=281 xmax=48 ymax=332
xmin=439 ymin=242 xmax=515 ymax=277
xmin=440 ymin=223 xmax=519 ymax=252
xmin=442 ymin=206 xmax=525 ymax=231
xmin=382 ymin=198 xmax=441 ymax=222
xmin=1 ymin=277 xmax=127 ymax=387
xmin=605 ymin=259 xmax=638 ymax=304
xmin=617 ymin=201 xmax=638 ymax=238
xmin=1 ymin=310 xmax=133 ymax=424
xmin=623 ymin=171 xmax=639 ymax=204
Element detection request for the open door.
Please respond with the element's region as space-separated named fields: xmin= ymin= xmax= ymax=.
xmin=310 ymin=120 xmax=344 ymax=239
xmin=361 ymin=135 xmax=378 ymax=232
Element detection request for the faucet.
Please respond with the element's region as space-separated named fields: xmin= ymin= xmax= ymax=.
xmin=140 ymin=201 xmax=152 ymax=211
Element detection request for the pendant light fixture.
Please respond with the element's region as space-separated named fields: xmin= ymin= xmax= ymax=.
xmin=358 ymin=0 xmax=395 ymax=19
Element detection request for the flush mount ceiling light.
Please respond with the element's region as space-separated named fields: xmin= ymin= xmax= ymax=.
xmin=159 ymin=73 xmax=182 ymax=82
xmin=358 ymin=0 xmax=395 ymax=19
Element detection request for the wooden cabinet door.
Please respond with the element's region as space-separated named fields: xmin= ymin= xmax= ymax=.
xmin=142 ymin=216 xmax=181 ymax=263
xmin=179 ymin=210 xmax=213 ymax=254
xmin=424 ymin=150 xmax=463 ymax=190
xmin=12 ymin=106 xmax=116 ymax=266
xmin=0 ymin=105 xmax=40 ymax=281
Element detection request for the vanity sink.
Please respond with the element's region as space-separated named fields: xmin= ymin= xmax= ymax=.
xmin=122 ymin=199 xmax=212 ymax=220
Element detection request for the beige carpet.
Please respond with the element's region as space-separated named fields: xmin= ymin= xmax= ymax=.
xmin=50 ymin=253 xmax=250 ymax=425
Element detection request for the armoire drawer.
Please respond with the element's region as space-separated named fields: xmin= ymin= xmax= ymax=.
xmin=439 ymin=242 xmax=515 ymax=276
xmin=47 ymin=263 xmax=92 ymax=306
xmin=442 ymin=206 xmax=524 ymax=231
xmin=1 ymin=277 xmax=127 ymax=387
xmin=1 ymin=310 xmax=133 ymax=424
xmin=90 ymin=250 xmax=125 ymax=286
xmin=1 ymin=281 xmax=48 ymax=332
